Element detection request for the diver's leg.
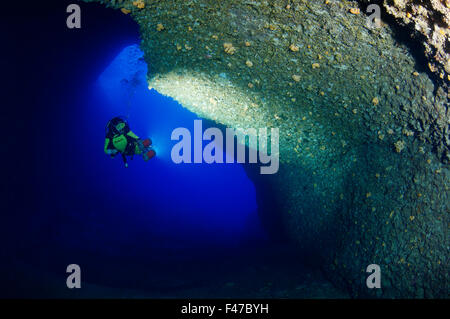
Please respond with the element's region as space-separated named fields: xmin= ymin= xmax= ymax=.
xmin=135 ymin=142 xmax=142 ymax=155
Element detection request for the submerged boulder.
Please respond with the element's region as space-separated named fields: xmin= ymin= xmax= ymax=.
xmin=83 ymin=0 xmax=449 ymax=298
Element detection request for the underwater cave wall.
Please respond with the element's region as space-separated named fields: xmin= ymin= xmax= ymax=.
xmin=83 ymin=0 xmax=449 ymax=298
xmin=358 ymin=0 xmax=450 ymax=86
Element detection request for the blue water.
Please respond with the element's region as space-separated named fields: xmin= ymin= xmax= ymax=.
xmin=27 ymin=44 xmax=266 ymax=266
xmin=2 ymin=5 xmax=315 ymax=297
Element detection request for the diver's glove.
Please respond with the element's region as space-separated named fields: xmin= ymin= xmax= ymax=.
xmin=106 ymin=149 xmax=118 ymax=157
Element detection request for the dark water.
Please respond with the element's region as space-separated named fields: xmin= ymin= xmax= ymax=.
xmin=0 ymin=1 xmax=347 ymax=298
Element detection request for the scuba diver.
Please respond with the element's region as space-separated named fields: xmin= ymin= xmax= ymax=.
xmin=104 ymin=117 xmax=156 ymax=167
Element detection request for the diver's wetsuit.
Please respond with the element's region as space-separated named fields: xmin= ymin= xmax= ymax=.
xmin=105 ymin=120 xmax=140 ymax=166
xmin=105 ymin=117 xmax=155 ymax=167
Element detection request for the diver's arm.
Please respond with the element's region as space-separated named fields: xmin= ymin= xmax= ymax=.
xmin=127 ymin=131 xmax=140 ymax=140
xmin=104 ymin=138 xmax=111 ymax=154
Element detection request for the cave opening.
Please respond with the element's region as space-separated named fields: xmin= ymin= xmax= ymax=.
xmin=3 ymin=0 xmax=448 ymax=299
xmin=1 ymin=1 xmax=348 ymax=298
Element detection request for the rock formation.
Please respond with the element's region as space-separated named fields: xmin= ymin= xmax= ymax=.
xmin=82 ymin=0 xmax=449 ymax=297
xmin=359 ymin=0 xmax=450 ymax=86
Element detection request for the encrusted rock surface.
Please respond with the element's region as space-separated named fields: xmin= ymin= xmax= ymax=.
xmin=83 ymin=0 xmax=449 ymax=298
xmin=359 ymin=0 xmax=450 ymax=86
